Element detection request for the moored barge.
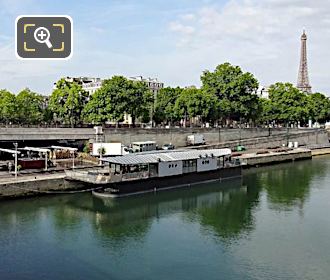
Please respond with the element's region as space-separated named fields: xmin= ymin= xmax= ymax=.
xmin=65 ymin=149 xmax=242 ymax=198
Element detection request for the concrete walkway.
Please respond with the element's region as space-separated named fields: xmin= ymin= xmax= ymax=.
xmin=0 ymin=172 xmax=66 ymax=185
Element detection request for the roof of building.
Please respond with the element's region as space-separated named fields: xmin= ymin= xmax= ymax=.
xmin=102 ymin=149 xmax=231 ymax=165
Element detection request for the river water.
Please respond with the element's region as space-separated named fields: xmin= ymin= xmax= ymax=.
xmin=1 ymin=156 xmax=330 ymax=280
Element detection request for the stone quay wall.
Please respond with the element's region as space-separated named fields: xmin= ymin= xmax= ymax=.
xmin=103 ymin=128 xmax=329 ymax=148
xmin=0 ymin=176 xmax=86 ymax=199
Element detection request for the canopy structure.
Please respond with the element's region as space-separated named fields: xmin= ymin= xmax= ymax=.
xmin=19 ymin=147 xmax=51 ymax=170
xmin=51 ymin=145 xmax=77 ymax=168
xmin=0 ymin=147 xmax=21 ymax=178
xmin=102 ymin=149 xmax=231 ymax=166
xmin=0 ymin=148 xmax=21 ymax=154
xmin=21 ymin=147 xmax=51 ymax=153
xmin=51 ymin=146 xmax=78 ymax=152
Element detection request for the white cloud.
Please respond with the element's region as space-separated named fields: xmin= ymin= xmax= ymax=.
xmin=168 ymin=0 xmax=330 ymax=94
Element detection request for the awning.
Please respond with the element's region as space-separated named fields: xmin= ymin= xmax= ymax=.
xmin=0 ymin=148 xmax=21 ymax=154
xmin=20 ymin=147 xmax=51 ymax=153
xmin=51 ymin=146 xmax=78 ymax=152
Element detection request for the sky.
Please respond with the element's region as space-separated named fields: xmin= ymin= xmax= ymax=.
xmin=0 ymin=0 xmax=329 ymax=95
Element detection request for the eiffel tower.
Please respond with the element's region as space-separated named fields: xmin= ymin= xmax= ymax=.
xmin=297 ymin=30 xmax=312 ymax=93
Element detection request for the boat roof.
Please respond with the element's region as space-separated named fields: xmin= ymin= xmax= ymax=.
xmin=102 ymin=149 xmax=231 ymax=165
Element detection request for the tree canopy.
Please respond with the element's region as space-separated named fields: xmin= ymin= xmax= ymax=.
xmin=0 ymin=90 xmax=17 ymax=124
xmin=201 ymin=62 xmax=260 ymax=122
xmin=307 ymin=92 xmax=330 ymax=122
xmin=174 ymin=87 xmax=220 ymax=124
xmin=267 ymin=82 xmax=309 ymax=124
xmin=83 ymin=76 xmax=153 ymax=126
xmin=16 ymin=89 xmax=44 ymax=124
xmin=49 ymin=78 xmax=89 ymax=126
xmin=1 ymin=63 xmax=330 ymax=128
xmin=154 ymin=87 xmax=183 ymax=124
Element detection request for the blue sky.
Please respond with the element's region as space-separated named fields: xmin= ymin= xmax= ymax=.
xmin=0 ymin=0 xmax=329 ymax=95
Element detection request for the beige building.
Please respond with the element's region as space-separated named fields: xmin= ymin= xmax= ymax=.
xmin=128 ymin=76 xmax=164 ymax=97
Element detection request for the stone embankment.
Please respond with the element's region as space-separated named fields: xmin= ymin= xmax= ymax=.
xmin=237 ymin=148 xmax=312 ymax=167
xmin=0 ymin=172 xmax=89 ymax=199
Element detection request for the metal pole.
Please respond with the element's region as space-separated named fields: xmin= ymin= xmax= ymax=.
xmin=45 ymin=152 xmax=48 ymax=171
xmin=13 ymin=142 xmax=18 ymax=179
xmin=72 ymin=151 xmax=75 ymax=169
xmin=99 ymin=146 xmax=103 ymax=166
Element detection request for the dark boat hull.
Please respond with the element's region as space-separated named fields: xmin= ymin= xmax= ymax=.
xmin=92 ymin=166 xmax=242 ymax=198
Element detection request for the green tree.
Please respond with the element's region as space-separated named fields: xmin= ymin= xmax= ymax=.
xmin=16 ymin=88 xmax=44 ymax=124
xmin=0 ymin=90 xmax=17 ymax=124
xmin=83 ymin=76 xmax=153 ymax=126
xmin=201 ymin=62 xmax=260 ymax=123
xmin=126 ymin=81 xmax=153 ymax=127
xmin=154 ymin=87 xmax=183 ymax=125
xmin=307 ymin=92 xmax=330 ymax=123
xmin=83 ymin=76 xmax=130 ymax=125
xmin=174 ymin=87 xmax=220 ymax=126
xmin=267 ymin=82 xmax=309 ymax=125
xmin=259 ymin=98 xmax=274 ymax=124
xmin=49 ymin=79 xmax=89 ymax=126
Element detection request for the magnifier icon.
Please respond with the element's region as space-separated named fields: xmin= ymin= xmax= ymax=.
xmin=34 ymin=27 xmax=53 ymax=48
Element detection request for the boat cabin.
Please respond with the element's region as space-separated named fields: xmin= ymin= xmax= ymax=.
xmin=102 ymin=149 xmax=232 ymax=181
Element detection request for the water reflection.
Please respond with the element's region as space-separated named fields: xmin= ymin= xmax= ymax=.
xmin=243 ymin=160 xmax=328 ymax=210
xmin=67 ymin=178 xmax=260 ymax=243
xmin=0 ymin=158 xmax=325 ymax=246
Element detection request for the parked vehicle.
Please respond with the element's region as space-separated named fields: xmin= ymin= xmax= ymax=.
xmin=162 ymin=143 xmax=175 ymax=150
xmin=91 ymin=143 xmax=130 ymax=156
xmin=187 ymin=134 xmax=205 ymax=146
xmin=132 ymin=141 xmax=157 ymax=153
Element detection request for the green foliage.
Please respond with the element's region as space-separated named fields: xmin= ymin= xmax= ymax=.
xmin=126 ymin=81 xmax=153 ymax=126
xmin=83 ymin=76 xmax=153 ymax=126
xmin=16 ymin=88 xmax=44 ymax=124
xmin=174 ymin=87 xmax=220 ymax=123
xmin=259 ymin=98 xmax=273 ymax=124
xmin=83 ymin=142 xmax=90 ymax=153
xmin=267 ymin=83 xmax=309 ymax=124
xmin=154 ymin=87 xmax=183 ymax=124
xmin=49 ymin=79 xmax=89 ymax=126
xmin=201 ymin=62 xmax=260 ymax=122
xmin=307 ymin=92 xmax=330 ymax=122
xmin=0 ymin=90 xmax=17 ymax=124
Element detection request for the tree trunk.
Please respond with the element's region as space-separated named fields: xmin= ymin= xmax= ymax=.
xmin=131 ymin=115 xmax=136 ymax=128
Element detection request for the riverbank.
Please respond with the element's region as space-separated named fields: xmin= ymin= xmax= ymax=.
xmin=311 ymin=148 xmax=330 ymax=156
xmin=238 ymin=148 xmax=312 ymax=167
xmin=0 ymin=171 xmax=92 ymax=199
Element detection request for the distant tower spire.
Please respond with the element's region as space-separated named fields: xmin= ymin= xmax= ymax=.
xmin=297 ymin=30 xmax=312 ymax=93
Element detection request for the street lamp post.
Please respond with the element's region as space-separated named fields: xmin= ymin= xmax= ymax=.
xmin=72 ymin=151 xmax=75 ymax=169
xmin=13 ymin=142 xmax=18 ymax=179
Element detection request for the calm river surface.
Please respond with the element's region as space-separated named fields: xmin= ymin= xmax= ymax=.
xmin=1 ymin=156 xmax=330 ymax=280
